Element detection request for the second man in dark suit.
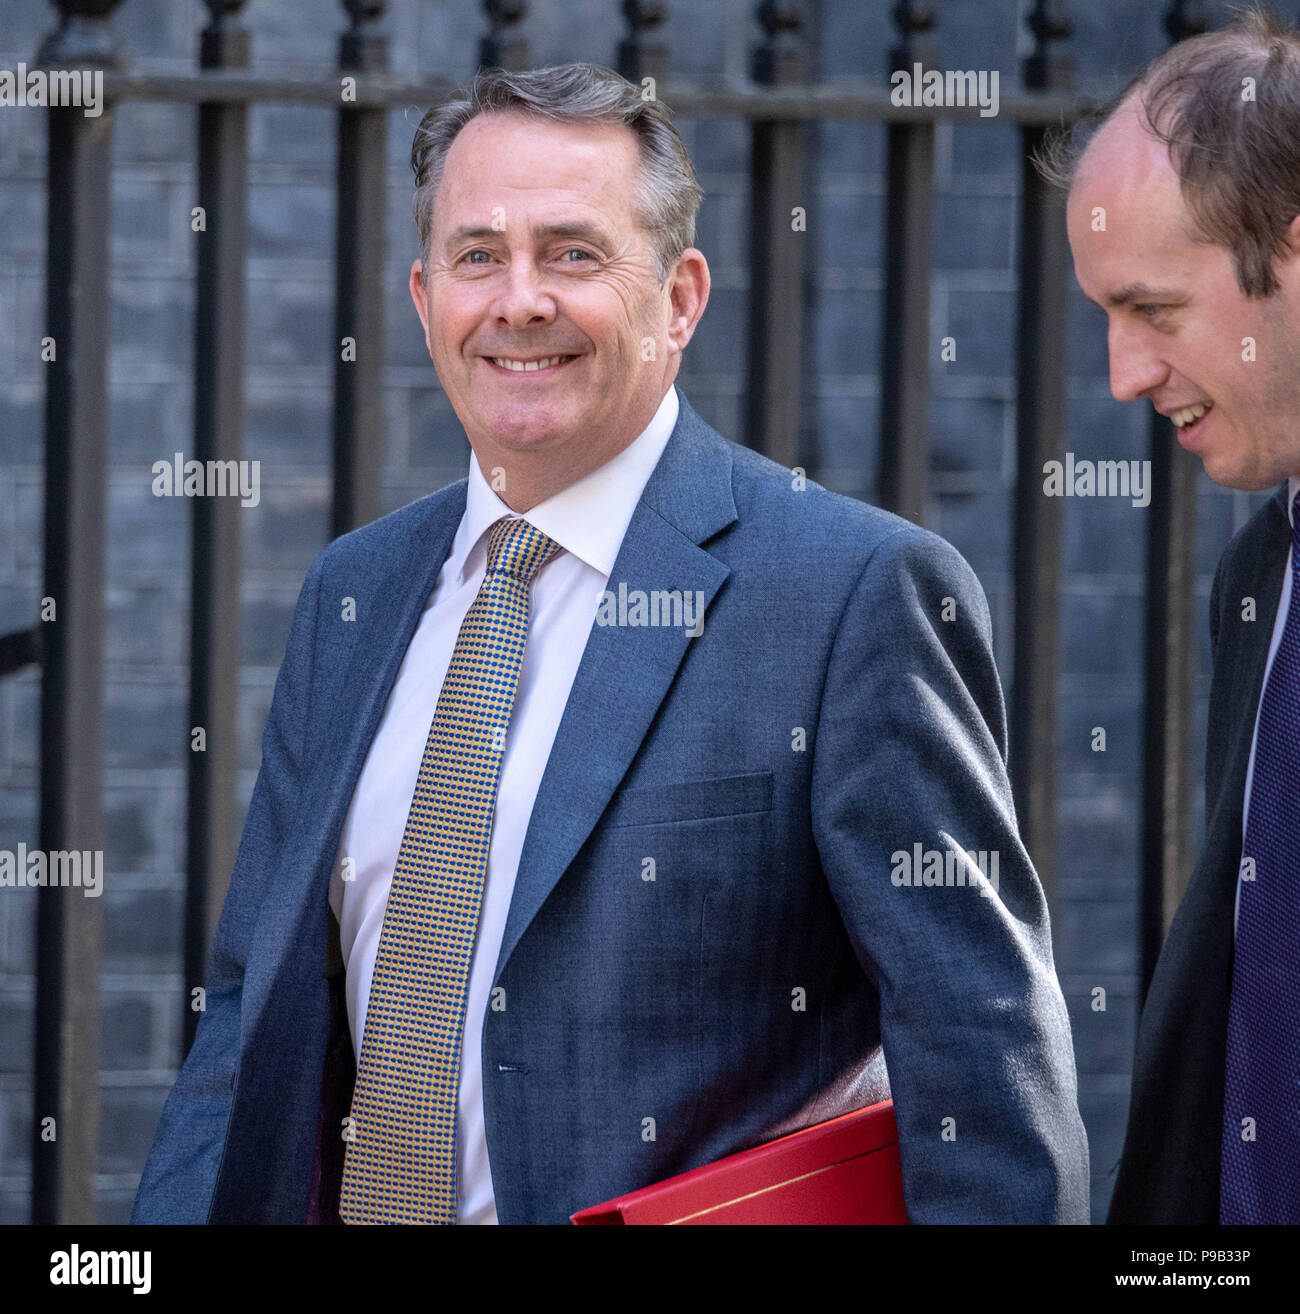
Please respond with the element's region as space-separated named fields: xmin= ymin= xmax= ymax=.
xmin=1059 ymin=7 xmax=1300 ymax=1223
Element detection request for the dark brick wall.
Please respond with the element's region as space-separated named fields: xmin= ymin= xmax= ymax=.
xmin=0 ymin=0 xmax=1272 ymax=1223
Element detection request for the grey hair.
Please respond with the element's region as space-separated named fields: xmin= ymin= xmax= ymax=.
xmin=410 ymin=61 xmax=704 ymax=286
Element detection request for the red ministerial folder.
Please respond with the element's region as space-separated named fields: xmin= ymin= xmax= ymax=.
xmin=570 ymin=1099 xmax=908 ymax=1225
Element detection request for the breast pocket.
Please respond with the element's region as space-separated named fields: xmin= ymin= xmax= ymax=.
xmin=601 ymin=770 xmax=774 ymax=829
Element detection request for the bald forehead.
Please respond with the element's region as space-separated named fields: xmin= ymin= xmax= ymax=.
xmin=1064 ymin=91 xmax=1216 ymax=311
xmin=1073 ymin=94 xmax=1175 ymax=194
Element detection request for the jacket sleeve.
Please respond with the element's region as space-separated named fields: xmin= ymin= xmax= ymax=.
xmin=130 ymin=554 xmax=324 ymax=1223
xmin=810 ymin=525 xmax=1090 ymax=1223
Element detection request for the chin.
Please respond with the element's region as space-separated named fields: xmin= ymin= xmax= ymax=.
xmin=490 ymin=414 xmax=569 ymax=443
xmin=473 ymin=402 xmax=564 ymax=441
xmin=1200 ymin=454 xmax=1280 ymax=493
xmin=487 ymin=429 xmax=574 ymax=460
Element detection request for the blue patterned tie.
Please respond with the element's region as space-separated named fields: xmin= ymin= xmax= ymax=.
xmin=339 ymin=515 xmax=561 ymax=1224
xmin=1220 ymin=489 xmax=1300 ymax=1223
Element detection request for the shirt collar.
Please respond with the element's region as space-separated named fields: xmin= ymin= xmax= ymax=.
xmin=449 ymin=383 xmax=680 ymax=586
xmin=1289 ymin=475 xmax=1299 ymax=530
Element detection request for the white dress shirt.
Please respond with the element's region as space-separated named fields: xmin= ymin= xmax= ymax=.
xmin=1236 ymin=474 xmax=1299 ymax=933
xmin=328 ymin=383 xmax=680 ymax=1224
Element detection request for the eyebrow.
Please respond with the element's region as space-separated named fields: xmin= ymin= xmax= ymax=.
xmin=442 ymin=220 xmax=613 ymax=256
xmin=1103 ymin=282 xmax=1182 ymax=307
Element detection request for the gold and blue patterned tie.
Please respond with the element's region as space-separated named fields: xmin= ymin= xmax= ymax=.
xmin=339 ymin=515 xmax=562 ymax=1224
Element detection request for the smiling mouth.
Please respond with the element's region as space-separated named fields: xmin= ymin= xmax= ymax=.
xmin=1170 ymin=401 xmax=1212 ymax=438
xmin=486 ymin=354 xmax=579 ymax=374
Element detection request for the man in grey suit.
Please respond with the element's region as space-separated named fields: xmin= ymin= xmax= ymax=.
xmin=1059 ymin=8 xmax=1300 ymax=1223
xmin=132 ymin=60 xmax=1088 ymax=1225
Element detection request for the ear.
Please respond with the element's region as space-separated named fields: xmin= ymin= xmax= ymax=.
xmin=409 ymin=258 xmax=431 ymax=342
xmin=665 ymin=248 xmax=710 ymax=356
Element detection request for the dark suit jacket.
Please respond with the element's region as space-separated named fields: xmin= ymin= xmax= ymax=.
xmin=131 ymin=391 xmax=1089 ymax=1225
xmin=1108 ymin=481 xmax=1291 ymax=1223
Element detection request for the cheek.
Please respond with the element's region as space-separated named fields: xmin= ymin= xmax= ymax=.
xmin=581 ymin=277 xmax=658 ymax=335
xmin=427 ymin=286 xmax=480 ymax=339
xmin=608 ymin=304 xmax=659 ymax=360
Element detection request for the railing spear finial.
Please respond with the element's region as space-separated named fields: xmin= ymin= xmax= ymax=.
xmin=200 ymin=0 xmax=250 ymax=70
xmin=1024 ymin=0 xmax=1073 ymax=94
xmin=618 ymin=0 xmax=669 ymax=87
xmin=480 ymin=0 xmax=530 ymax=73
xmin=341 ymin=0 xmax=388 ymax=73
xmin=1165 ymin=0 xmax=1208 ymax=45
xmin=37 ymin=0 xmax=125 ymax=68
xmin=753 ymin=0 xmax=808 ymax=86
xmin=889 ymin=0 xmax=937 ymax=70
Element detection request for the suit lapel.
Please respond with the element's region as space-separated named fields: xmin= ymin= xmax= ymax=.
xmin=242 ymin=483 xmax=467 ymax=1041
xmin=321 ymin=488 xmax=468 ymax=820
xmin=491 ymin=394 xmax=738 ymax=984
xmin=1202 ymin=483 xmax=1291 ymax=880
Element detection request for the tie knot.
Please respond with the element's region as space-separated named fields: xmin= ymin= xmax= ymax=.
xmin=484 ymin=516 xmax=561 ymax=584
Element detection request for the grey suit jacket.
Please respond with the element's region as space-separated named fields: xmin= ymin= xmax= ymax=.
xmin=131 ymin=391 xmax=1089 ymax=1224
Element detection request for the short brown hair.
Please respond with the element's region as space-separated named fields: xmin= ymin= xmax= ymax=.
xmin=1037 ymin=5 xmax=1300 ymax=298
xmin=410 ymin=62 xmax=703 ymax=286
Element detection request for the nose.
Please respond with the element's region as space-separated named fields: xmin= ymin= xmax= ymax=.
xmin=493 ymin=255 xmax=557 ymax=328
xmin=1107 ymin=320 xmax=1169 ymax=403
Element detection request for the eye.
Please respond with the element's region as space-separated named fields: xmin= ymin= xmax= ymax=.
xmin=462 ymin=249 xmax=492 ymax=264
xmin=560 ymin=247 xmax=594 ymax=262
xmin=1135 ymin=304 xmax=1166 ymax=320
